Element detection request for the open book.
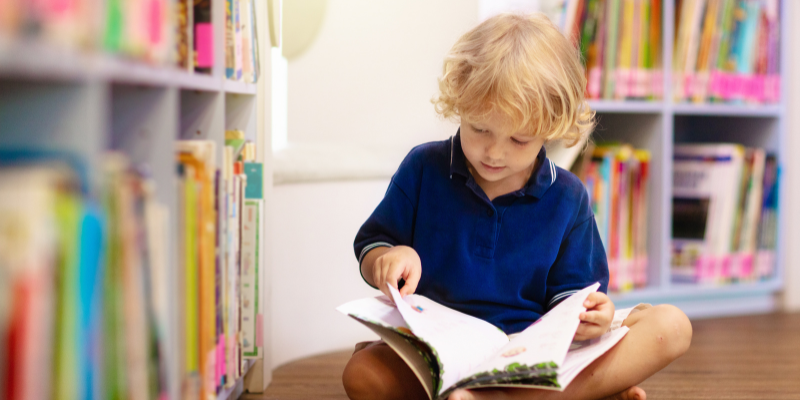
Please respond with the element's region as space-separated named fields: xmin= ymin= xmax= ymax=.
xmin=337 ymin=283 xmax=628 ymax=400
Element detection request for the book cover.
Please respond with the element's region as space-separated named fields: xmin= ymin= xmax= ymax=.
xmin=241 ymin=200 xmax=262 ymax=358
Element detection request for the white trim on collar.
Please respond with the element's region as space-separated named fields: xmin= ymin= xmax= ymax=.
xmin=548 ymin=158 xmax=557 ymax=185
xmin=449 ymin=135 xmax=455 ymax=179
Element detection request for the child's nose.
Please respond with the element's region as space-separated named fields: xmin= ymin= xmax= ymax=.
xmin=485 ymin=140 xmax=503 ymax=161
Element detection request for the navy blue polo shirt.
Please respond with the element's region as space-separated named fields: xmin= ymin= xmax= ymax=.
xmin=354 ymin=131 xmax=608 ymax=334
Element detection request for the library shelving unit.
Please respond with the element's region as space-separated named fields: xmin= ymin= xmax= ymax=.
xmin=589 ymin=0 xmax=788 ymax=319
xmin=0 ymin=1 xmax=270 ymax=400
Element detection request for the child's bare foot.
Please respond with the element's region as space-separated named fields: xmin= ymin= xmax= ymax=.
xmin=447 ymin=389 xmax=475 ymax=400
xmin=601 ymin=386 xmax=646 ymax=400
xmin=447 ymin=385 xmax=645 ymax=400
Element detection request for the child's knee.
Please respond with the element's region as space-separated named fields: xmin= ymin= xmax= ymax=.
xmin=342 ymin=344 xmax=407 ymax=400
xmin=343 ymin=349 xmax=382 ymax=400
xmin=650 ymin=304 xmax=693 ymax=359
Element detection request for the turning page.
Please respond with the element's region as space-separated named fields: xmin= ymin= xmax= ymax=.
xmin=337 ymin=296 xmax=439 ymax=398
xmin=387 ymin=284 xmax=509 ymax=396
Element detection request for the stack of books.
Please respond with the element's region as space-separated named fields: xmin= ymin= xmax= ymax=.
xmin=0 ymin=152 xmax=170 ymax=400
xmin=673 ymin=0 xmax=781 ymax=104
xmin=672 ymin=144 xmax=779 ymax=284
xmin=225 ymin=0 xmax=261 ymax=83
xmin=571 ymin=144 xmax=651 ymax=293
xmin=176 ymin=132 xmax=264 ymax=399
xmin=555 ymin=0 xmax=664 ymax=100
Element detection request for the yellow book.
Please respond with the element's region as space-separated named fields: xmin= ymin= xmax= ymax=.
xmin=616 ymin=0 xmax=635 ymax=99
xmin=693 ymin=0 xmax=720 ymax=103
xmin=178 ymin=149 xmax=217 ymax=400
xmin=182 ymin=163 xmax=200 ymax=386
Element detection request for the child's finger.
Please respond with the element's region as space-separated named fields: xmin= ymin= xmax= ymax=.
xmin=579 ymin=311 xmax=602 ymax=325
xmin=575 ymin=322 xmax=602 ymax=340
xmin=400 ymin=265 xmax=421 ymax=296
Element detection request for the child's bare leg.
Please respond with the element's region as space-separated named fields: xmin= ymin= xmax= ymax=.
xmin=342 ymin=342 xmax=429 ymax=400
xmin=450 ymin=304 xmax=692 ymax=400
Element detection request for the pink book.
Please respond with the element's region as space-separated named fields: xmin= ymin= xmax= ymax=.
xmin=195 ymin=22 xmax=214 ymax=68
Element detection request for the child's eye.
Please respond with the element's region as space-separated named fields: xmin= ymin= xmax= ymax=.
xmin=470 ymin=125 xmax=488 ymax=133
xmin=511 ymin=138 xmax=529 ymax=146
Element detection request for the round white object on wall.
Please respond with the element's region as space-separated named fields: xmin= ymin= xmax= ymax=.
xmin=282 ymin=0 xmax=328 ymax=60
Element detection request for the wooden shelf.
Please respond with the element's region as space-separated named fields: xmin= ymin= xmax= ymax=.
xmin=672 ymin=103 xmax=781 ymax=117
xmin=609 ymin=280 xmax=783 ymax=317
xmin=217 ymin=360 xmax=255 ymax=400
xmin=589 ymin=100 xmax=663 ymax=114
xmin=0 ymin=38 xmax=232 ymax=93
xmin=224 ymin=79 xmax=258 ymax=95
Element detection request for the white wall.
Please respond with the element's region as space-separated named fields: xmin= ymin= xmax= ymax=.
xmin=271 ymin=180 xmax=387 ymax=368
xmin=286 ymin=0 xmax=477 ymax=148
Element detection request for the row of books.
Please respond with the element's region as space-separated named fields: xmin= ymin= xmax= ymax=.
xmin=556 ymin=0 xmax=664 ymax=100
xmin=177 ymin=132 xmax=264 ymax=399
xmin=0 ymin=153 xmax=169 ymax=400
xmin=0 ymin=138 xmax=265 ymax=399
xmin=571 ymin=144 xmax=652 ymax=293
xmin=0 ymin=0 xmax=173 ymax=65
xmin=673 ymin=0 xmax=781 ymax=104
xmin=225 ymin=0 xmax=261 ymax=83
xmin=671 ymin=144 xmax=778 ymax=284
xmin=0 ymin=0 xmax=261 ymax=81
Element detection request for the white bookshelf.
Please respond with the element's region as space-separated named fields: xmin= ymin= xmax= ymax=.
xmin=588 ymin=0 xmax=789 ymax=319
xmin=0 ymin=1 xmax=272 ymax=399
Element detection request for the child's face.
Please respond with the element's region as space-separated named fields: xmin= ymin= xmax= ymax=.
xmin=460 ymin=112 xmax=545 ymax=190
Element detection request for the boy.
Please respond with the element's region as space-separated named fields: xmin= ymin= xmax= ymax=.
xmin=343 ymin=13 xmax=691 ymax=400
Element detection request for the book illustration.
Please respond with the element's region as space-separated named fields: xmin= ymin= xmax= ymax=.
xmin=338 ymin=282 xmax=628 ymax=400
xmin=501 ymin=347 xmax=527 ymax=358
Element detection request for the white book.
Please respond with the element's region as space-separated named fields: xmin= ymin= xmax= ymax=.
xmin=338 ymin=283 xmax=627 ymax=400
xmin=240 ymin=199 xmax=263 ymax=358
xmin=673 ymin=144 xmax=744 ymax=283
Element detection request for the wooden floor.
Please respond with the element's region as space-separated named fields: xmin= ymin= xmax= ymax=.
xmin=247 ymin=312 xmax=800 ymax=400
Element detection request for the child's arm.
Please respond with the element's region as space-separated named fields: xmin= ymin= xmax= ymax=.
xmin=361 ymin=245 xmax=422 ymax=299
xmin=574 ymin=292 xmax=615 ymax=341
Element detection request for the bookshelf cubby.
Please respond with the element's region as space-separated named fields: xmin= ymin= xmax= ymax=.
xmin=584 ymin=0 xmax=789 ymax=318
xmin=0 ymin=1 xmax=269 ymax=399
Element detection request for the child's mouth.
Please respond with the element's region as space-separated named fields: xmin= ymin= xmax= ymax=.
xmin=481 ymin=162 xmax=505 ymax=173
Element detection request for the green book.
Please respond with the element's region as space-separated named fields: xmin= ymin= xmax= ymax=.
xmin=244 ymin=162 xmax=263 ymax=199
xmin=53 ymin=193 xmax=82 ymax=400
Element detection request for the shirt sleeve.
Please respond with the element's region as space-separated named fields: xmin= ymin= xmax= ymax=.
xmin=353 ymin=151 xmax=421 ymax=288
xmin=544 ymin=192 xmax=609 ymax=310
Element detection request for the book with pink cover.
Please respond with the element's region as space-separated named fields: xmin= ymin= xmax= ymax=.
xmin=337 ymin=283 xmax=627 ymax=400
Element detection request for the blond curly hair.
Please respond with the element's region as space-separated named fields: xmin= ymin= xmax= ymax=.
xmin=433 ymin=13 xmax=595 ymax=147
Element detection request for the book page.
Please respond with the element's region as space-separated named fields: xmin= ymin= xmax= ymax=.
xmin=464 ymin=283 xmax=600 ymax=386
xmin=336 ymin=295 xmax=409 ymax=331
xmin=387 ymin=284 xmax=509 ymax=396
xmin=557 ymin=327 xmax=629 ymax=388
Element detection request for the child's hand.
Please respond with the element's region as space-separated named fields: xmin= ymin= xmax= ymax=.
xmin=574 ymin=292 xmax=615 ymax=341
xmin=372 ymin=245 xmax=422 ymax=298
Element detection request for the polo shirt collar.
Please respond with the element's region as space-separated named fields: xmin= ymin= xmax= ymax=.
xmin=449 ymin=129 xmax=557 ymax=199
